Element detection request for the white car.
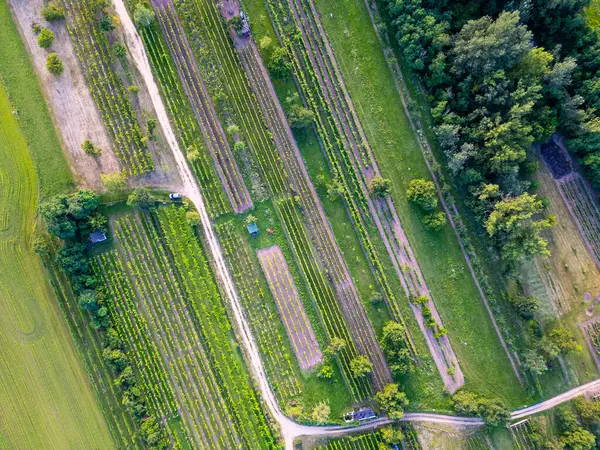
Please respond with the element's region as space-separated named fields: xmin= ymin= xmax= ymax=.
xmin=169 ymin=193 xmax=182 ymax=200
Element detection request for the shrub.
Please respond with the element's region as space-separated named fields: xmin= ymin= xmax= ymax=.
xmin=423 ymin=211 xmax=447 ymax=231
xmin=37 ymin=28 xmax=55 ymax=49
xmin=311 ymin=401 xmax=330 ymax=424
xmin=370 ymin=292 xmax=384 ymax=305
xmin=185 ymin=211 xmax=201 ymax=227
xmin=99 ymin=14 xmax=116 ymax=32
xmin=32 ymin=23 xmax=42 ymax=34
xmin=101 ymin=171 xmax=126 ymax=192
xmin=126 ymin=187 xmax=156 ymax=209
xmin=134 ymin=4 xmax=155 ymax=28
xmin=268 ymin=46 xmax=290 ymax=78
xmin=375 ymin=384 xmax=409 ymax=420
xmin=234 ymin=141 xmax=246 ymax=152
xmin=41 ymin=3 xmax=65 ymax=21
xmin=46 ymin=52 xmax=64 ymax=75
xmin=127 ymin=84 xmax=140 ymax=94
xmin=113 ymin=42 xmax=126 ymax=58
xmin=226 ymin=124 xmax=240 ymax=136
xmin=350 ymin=355 xmax=373 ymax=378
xmin=81 ymin=139 xmax=101 ymax=156
xmin=407 ymin=178 xmax=438 ymax=210
xmin=369 ymin=175 xmax=392 ymax=197
xmin=186 ymin=149 xmax=200 ymax=162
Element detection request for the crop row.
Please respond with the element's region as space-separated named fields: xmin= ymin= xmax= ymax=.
xmin=58 ymin=0 xmax=154 ymax=175
xmin=585 ymin=321 xmax=600 ymax=357
xmin=139 ymin=24 xmax=230 ymax=217
xmin=559 ymin=173 xmax=600 ymax=267
xmin=315 ymin=432 xmax=383 ymax=450
xmin=152 ymin=1 xmax=252 ymax=213
xmin=266 ymin=0 xmax=464 ymax=376
xmin=156 ymin=206 xmax=276 ymax=449
xmin=509 ymin=422 xmax=535 ymax=450
xmin=257 ymin=245 xmax=323 ymax=371
xmin=237 ymin=41 xmax=392 ymax=390
xmin=175 ymin=0 xmax=289 ymax=195
xmin=46 ymin=259 xmax=141 ymax=449
xmin=214 ymin=221 xmax=301 ymax=402
xmin=400 ymin=423 xmax=422 ymax=450
xmin=170 ymin=0 xmax=384 ymax=397
xmin=277 ymin=197 xmax=371 ymax=398
xmin=116 ymin=214 xmax=246 ymax=448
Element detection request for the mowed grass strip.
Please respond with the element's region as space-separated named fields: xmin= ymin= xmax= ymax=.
xmin=0 ymin=2 xmax=73 ymax=198
xmin=300 ymin=0 xmax=526 ymax=404
xmin=0 ymin=82 xmax=114 ymax=449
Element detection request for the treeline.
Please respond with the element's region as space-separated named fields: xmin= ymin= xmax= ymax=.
xmin=38 ymin=189 xmax=168 ymax=449
xmin=382 ymin=0 xmax=600 ymax=262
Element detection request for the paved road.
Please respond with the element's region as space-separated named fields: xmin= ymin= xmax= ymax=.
xmin=111 ymin=3 xmax=600 ymax=448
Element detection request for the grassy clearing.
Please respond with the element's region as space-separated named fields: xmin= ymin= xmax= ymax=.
xmin=0 ymin=81 xmax=113 ymax=448
xmin=0 ymin=2 xmax=73 ymax=198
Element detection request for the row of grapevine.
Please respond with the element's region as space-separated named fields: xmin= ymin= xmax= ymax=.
xmin=314 ymin=431 xmax=383 ymax=449
xmin=155 ymin=206 xmax=277 ymax=449
xmin=234 ymin=39 xmax=393 ymax=392
xmin=151 ymin=0 xmax=253 ymax=213
xmin=257 ymin=245 xmax=323 ymax=371
xmin=400 ymin=423 xmax=422 ymax=450
xmin=139 ymin=23 xmax=230 ymax=217
xmin=95 ymin=208 xmax=277 ymax=449
xmin=214 ymin=221 xmax=302 ymax=402
xmin=58 ymin=0 xmax=154 ymax=175
xmin=266 ymin=0 xmax=465 ymax=388
xmin=558 ymin=173 xmax=600 ymax=268
xmin=277 ymin=196 xmax=371 ymax=399
xmin=509 ymin=420 xmax=536 ymax=450
xmin=169 ymin=0 xmax=390 ymax=396
xmin=582 ymin=318 xmax=600 ymax=369
xmin=45 ymin=258 xmax=142 ymax=449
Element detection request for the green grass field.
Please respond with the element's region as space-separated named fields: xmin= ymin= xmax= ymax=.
xmin=0 ymin=2 xmax=73 ymax=198
xmin=0 ymin=81 xmax=114 ymax=448
xmin=0 ymin=3 xmax=113 ymax=447
xmin=243 ymin=0 xmax=527 ymax=406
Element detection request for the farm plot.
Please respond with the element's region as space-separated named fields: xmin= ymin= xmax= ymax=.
xmin=138 ymin=23 xmax=230 ymax=217
xmin=257 ymin=245 xmax=323 ymax=370
xmin=59 ymin=0 xmax=153 ymax=175
xmin=558 ymin=173 xmax=600 ymax=268
xmin=509 ymin=420 xmax=537 ymax=450
xmin=580 ymin=317 xmax=600 ymax=370
xmin=215 ymin=221 xmax=301 ymax=400
xmin=150 ymin=0 xmax=252 ymax=213
xmin=400 ymin=423 xmax=422 ymax=450
xmin=46 ymin=259 xmax=141 ymax=449
xmin=265 ymin=0 xmax=462 ymax=390
xmin=96 ymin=207 xmax=275 ymax=449
xmin=166 ymin=0 xmax=391 ymax=397
xmin=313 ymin=431 xmax=383 ymax=449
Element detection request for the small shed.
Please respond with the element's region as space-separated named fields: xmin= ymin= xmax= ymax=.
xmin=354 ymin=407 xmax=377 ymax=422
xmin=246 ymin=223 xmax=259 ymax=238
xmin=90 ymin=231 xmax=107 ymax=244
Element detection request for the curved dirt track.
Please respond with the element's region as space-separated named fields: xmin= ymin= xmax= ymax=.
xmin=111 ymin=2 xmax=600 ymax=448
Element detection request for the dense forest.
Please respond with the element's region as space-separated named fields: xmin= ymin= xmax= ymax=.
xmin=382 ymin=0 xmax=600 ymax=262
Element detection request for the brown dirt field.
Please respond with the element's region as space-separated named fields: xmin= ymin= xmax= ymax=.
xmin=528 ymin=161 xmax=600 ymax=319
xmin=9 ymin=0 xmax=181 ymax=191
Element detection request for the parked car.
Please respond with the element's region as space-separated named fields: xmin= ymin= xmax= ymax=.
xmin=169 ymin=193 xmax=182 ymax=200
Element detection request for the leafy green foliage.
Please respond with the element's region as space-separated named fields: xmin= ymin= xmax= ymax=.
xmin=375 ymin=383 xmax=409 ymax=420
xmin=41 ymin=2 xmax=65 ymax=21
xmin=350 ymin=355 xmax=373 ymax=378
xmin=46 ymin=52 xmax=63 ymax=75
xmin=407 ymin=178 xmax=438 ymax=210
xmin=380 ymin=321 xmax=413 ymax=376
xmin=369 ymin=175 xmax=392 ymax=198
xmin=126 ymin=187 xmax=156 ymax=209
xmin=451 ymin=390 xmax=510 ymax=427
xmin=37 ymin=28 xmax=55 ymax=49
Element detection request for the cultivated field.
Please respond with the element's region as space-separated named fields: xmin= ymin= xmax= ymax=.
xmin=509 ymin=420 xmax=537 ymax=450
xmin=258 ymin=245 xmax=323 ymax=370
xmin=96 ymin=206 xmax=275 ymax=448
xmin=152 ymin=0 xmax=253 ymax=213
xmin=59 ymin=0 xmax=154 ymax=175
xmin=581 ymin=317 xmax=600 ymax=370
xmin=0 ymin=81 xmax=113 ymax=448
